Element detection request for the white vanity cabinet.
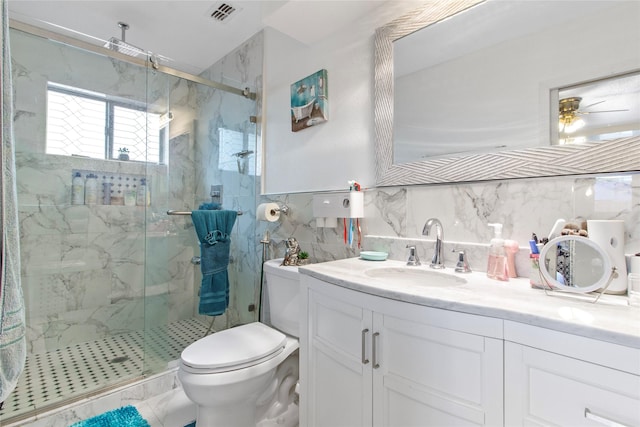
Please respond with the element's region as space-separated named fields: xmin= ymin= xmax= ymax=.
xmin=300 ymin=275 xmax=504 ymax=427
xmin=504 ymin=321 xmax=640 ymax=426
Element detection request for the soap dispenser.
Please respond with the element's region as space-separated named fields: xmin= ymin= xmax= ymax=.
xmin=487 ymin=223 xmax=508 ymax=281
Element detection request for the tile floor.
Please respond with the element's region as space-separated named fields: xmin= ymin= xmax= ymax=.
xmin=1 ymin=318 xmax=209 ymax=425
xmin=134 ymin=386 xmax=197 ymax=427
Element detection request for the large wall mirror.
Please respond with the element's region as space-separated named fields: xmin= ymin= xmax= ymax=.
xmin=374 ymin=0 xmax=640 ymax=186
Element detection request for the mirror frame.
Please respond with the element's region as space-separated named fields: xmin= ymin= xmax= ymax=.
xmin=538 ymin=235 xmax=612 ymax=294
xmin=374 ymin=0 xmax=640 ymax=186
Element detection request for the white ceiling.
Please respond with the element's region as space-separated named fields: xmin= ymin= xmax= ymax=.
xmin=7 ymin=0 xmax=394 ymax=75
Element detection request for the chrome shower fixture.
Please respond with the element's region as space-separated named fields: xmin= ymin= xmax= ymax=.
xmin=233 ymin=150 xmax=254 ymax=175
xmin=232 ymin=150 xmax=254 ymax=158
xmin=104 ymin=22 xmax=144 ymax=58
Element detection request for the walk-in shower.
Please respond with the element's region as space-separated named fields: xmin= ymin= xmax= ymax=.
xmin=2 ymin=20 xmax=262 ymax=424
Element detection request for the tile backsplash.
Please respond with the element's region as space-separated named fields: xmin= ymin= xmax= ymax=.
xmin=261 ymin=173 xmax=640 ymax=279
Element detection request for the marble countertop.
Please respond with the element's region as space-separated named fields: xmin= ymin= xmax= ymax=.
xmin=299 ymin=257 xmax=640 ymax=349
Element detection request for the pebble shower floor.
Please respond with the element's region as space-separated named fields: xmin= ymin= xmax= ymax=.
xmin=0 ymin=318 xmax=210 ymax=423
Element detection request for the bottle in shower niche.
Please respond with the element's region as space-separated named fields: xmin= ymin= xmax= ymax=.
xmin=84 ymin=173 xmax=98 ymax=205
xmin=71 ymin=172 xmax=85 ymax=205
xmin=136 ymin=178 xmax=150 ymax=206
xmin=124 ymin=189 xmax=136 ymax=206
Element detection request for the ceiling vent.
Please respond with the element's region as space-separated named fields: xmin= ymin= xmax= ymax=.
xmin=209 ymin=2 xmax=239 ymax=23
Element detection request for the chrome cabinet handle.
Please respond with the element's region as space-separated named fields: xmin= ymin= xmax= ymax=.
xmin=361 ymin=329 xmax=369 ymax=365
xmin=584 ymin=408 xmax=629 ymax=427
xmin=372 ymin=332 xmax=380 ymax=369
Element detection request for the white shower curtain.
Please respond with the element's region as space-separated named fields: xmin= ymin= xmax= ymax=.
xmin=0 ymin=0 xmax=26 ymax=404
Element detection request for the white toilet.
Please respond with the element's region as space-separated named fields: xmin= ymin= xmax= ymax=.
xmin=178 ymin=259 xmax=300 ymax=427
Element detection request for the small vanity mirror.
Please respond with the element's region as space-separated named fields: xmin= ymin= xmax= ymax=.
xmin=538 ymin=235 xmax=613 ymax=294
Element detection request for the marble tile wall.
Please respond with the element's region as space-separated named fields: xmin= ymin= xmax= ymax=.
xmin=262 ymin=173 xmax=640 ymax=279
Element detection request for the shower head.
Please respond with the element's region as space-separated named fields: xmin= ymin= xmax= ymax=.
xmin=105 ymin=37 xmax=144 ymax=57
xmin=104 ymin=22 xmax=144 ymax=57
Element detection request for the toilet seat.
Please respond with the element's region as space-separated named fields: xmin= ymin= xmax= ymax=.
xmin=180 ymin=322 xmax=287 ymax=374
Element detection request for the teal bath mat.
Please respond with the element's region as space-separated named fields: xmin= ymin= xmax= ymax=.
xmin=69 ymin=405 xmax=150 ymax=427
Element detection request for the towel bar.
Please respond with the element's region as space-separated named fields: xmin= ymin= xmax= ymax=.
xmin=167 ymin=210 xmax=243 ymax=216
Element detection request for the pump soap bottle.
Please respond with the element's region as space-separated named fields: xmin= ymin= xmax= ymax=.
xmin=487 ymin=223 xmax=508 ymax=281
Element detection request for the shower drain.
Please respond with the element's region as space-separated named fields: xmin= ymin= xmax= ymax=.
xmin=110 ymin=356 xmax=130 ymax=364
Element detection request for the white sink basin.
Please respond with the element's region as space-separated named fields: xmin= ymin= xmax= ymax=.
xmin=364 ymin=267 xmax=467 ymax=287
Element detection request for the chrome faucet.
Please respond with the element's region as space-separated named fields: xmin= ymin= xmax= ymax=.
xmin=406 ymin=245 xmax=421 ymax=266
xmin=453 ymin=249 xmax=472 ymax=273
xmin=422 ymin=218 xmax=445 ymax=269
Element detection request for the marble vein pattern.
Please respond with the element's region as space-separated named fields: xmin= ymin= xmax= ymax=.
xmin=263 ymin=174 xmax=640 ymax=280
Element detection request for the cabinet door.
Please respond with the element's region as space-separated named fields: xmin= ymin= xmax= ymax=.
xmin=373 ymin=305 xmax=503 ymax=427
xmin=307 ymin=286 xmax=373 ymax=427
xmin=505 ymin=341 xmax=640 ymax=426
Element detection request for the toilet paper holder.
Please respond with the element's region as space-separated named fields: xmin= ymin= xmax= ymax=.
xmin=260 ymin=203 xmax=289 ymax=216
xmin=256 ymin=202 xmax=290 ymax=222
xmin=273 ymin=204 xmax=290 ymax=215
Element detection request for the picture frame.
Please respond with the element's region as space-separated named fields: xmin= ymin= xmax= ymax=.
xmin=290 ymin=69 xmax=328 ymax=132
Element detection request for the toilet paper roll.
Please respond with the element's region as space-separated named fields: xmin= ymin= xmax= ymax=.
xmin=257 ymin=203 xmax=280 ymax=222
xmin=587 ymin=220 xmax=627 ymax=294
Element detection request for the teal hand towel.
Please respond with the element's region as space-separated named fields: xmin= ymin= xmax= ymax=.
xmin=191 ymin=210 xmax=237 ymax=316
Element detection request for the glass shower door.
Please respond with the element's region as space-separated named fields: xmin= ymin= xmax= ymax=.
xmin=3 ymin=26 xmax=150 ymax=423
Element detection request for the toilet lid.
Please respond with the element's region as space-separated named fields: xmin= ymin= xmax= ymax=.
xmin=180 ymin=322 xmax=286 ymax=371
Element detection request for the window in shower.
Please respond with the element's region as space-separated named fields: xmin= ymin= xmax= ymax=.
xmin=46 ymin=82 xmax=165 ymax=163
xmin=218 ymin=127 xmax=260 ymax=176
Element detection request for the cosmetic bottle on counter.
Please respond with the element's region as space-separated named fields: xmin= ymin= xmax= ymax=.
xmin=71 ymin=172 xmax=84 ymax=205
xmin=504 ymin=239 xmax=519 ymax=278
xmin=529 ymin=253 xmax=543 ymax=288
xmin=487 ymin=223 xmax=508 ymax=281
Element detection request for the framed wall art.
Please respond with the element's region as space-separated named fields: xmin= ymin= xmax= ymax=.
xmin=290 ymin=69 xmax=328 ymax=132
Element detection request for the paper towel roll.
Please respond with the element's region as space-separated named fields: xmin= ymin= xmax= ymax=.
xmin=588 ymin=220 xmax=627 ymax=294
xmin=257 ymin=203 xmax=280 ymax=222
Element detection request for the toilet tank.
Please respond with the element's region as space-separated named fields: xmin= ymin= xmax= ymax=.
xmin=262 ymin=258 xmax=300 ymax=338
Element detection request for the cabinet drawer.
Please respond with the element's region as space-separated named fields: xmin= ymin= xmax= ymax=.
xmin=504 ymin=320 xmax=640 ymax=375
xmin=505 ymin=342 xmax=640 ymax=426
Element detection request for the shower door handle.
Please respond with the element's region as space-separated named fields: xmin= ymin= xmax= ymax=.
xmin=361 ymin=329 xmax=369 ymax=365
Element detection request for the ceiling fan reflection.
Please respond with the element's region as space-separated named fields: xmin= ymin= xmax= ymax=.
xmin=558 ymin=97 xmax=629 ymax=134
